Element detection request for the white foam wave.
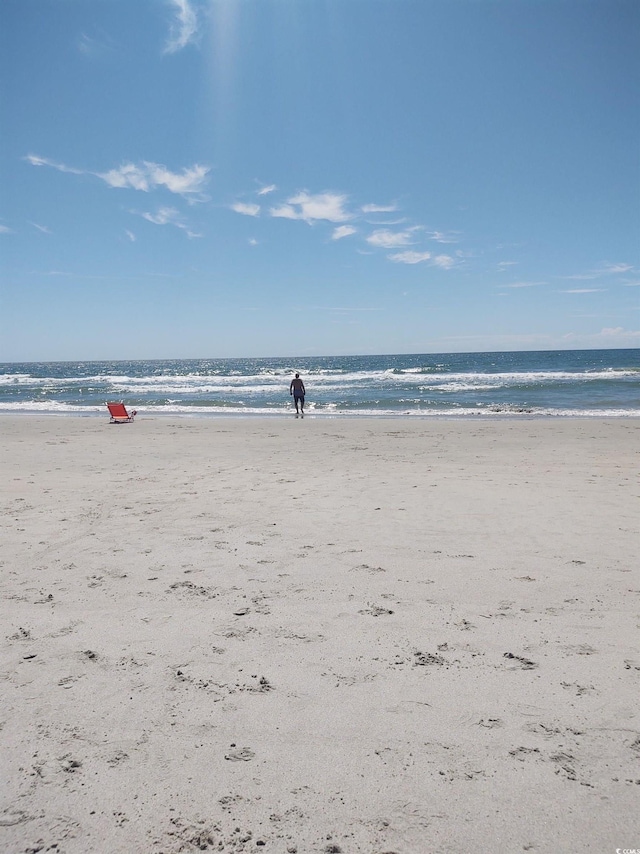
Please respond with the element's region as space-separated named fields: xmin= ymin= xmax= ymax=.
xmin=2 ymin=367 xmax=636 ymax=391
xmin=0 ymin=401 xmax=105 ymax=413
xmin=0 ymin=401 xmax=638 ymax=418
xmin=427 ymin=382 xmax=505 ymax=392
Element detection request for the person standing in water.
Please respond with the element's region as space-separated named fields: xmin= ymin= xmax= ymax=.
xmin=289 ymin=373 xmax=306 ymax=417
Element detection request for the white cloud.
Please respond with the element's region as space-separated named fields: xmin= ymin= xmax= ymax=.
xmin=366 ymin=229 xmax=414 ymax=249
xmin=24 ymin=154 xmax=84 ymax=175
xmin=269 ymin=191 xmax=351 ymax=224
xmin=433 ymin=254 xmax=455 ymax=269
xmin=560 ymin=262 xmax=634 ymax=281
xmin=101 ymin=163 xmax=150 ymax=191
xmin=248 ymin=238 xmax=259 ymax=246
xmin=364 ymin=217 xmax=407 ymax=226
xmin=600 ymin=263 xmax=633 ymax=274
xmin=257 ymin=184 xmax=276 ymax=196
xmin=231 ymin=202 xmax=260 ymax=217
xmin=164 ymin=0 xmax=198 ymax=54
xmin=361 ymin=203 xmax=398 ymax=213
xmin=498 ymin=261 xmax=518 ymax=270
xmin=146 ymin=162 xmax=209 ymax=197
xmin=26 ymin=153 xmax=210 ymax=199
xmin=506 ymin=281 xmax=544 ymax=288
xmin=0 ymin=224 xmax=14 ymax=234
xmin=141 ymin=206 xmax=182 ymax=226
xmin=138 ymin=206 xmax=200 ymax=237
xmin=315 ymin=306 xmax=382 ymax=312
xmin=332 ymin=225 xmax=357 ymax=241
xmin=561 ymin=288 xmax=607 ymax=294
xmin=98 ymin=161 xmax=210 ymax=199
xmin=125 ymin=230 xmax=136 ymax=242
xmin=31 ymin=222 xmax=52 ymax=234
xmin=427 ymin=231 xmax=460 ymax=244
xmin=388 ymin=251 xmax=432 ymax=265
xmin=596 ymin=327 xmax=640 ymax=340
xmin=269 ymin=203 xmax=298 ymax=220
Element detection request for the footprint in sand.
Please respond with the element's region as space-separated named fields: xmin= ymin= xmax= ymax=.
xmin=359 ymin=604 xmax=394 ymax=617
xmin=509 ymin=746 xmax=542 ymax=761
xmin=224 ymin=746 xmax=255 ymax=762
xmin=560 ymin=681 xmax=596 ymax=696
xmin=60 ymin=756 xmax=82 ymax=773
xmin=0 ymin=810 xmax=31 ymax=827
xmin=477 ymin=718 xmax=504 ymax=729
xmin=353 ymin=564 xmax=387 ymax=574
xmin=563 ymin=643 xmax=597 ymax=656
xmin=414 ymin=651 xmax=446 ymax=667
xmin=8 ymin=627 xmax=32 ymax=641
xmin=503 ymin=652 xmax=538 ymax=670
xmin=58 ymin=674 xmax=85 ymax=689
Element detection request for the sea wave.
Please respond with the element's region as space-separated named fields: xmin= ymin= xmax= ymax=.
xmin=1 ymin=400 xmax=638 ymax=418
xmin=1 ymin=367 xmax=637 ymax=390
xmin=1 ymin=351 xmax=637 ymax=416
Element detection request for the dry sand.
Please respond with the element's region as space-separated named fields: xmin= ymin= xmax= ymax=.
xmin=1 ymin=415 xmax=639 ymax=854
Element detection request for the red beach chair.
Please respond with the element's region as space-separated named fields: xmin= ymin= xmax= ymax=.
xmin=106 ymin=402 xmax=137 ymax=423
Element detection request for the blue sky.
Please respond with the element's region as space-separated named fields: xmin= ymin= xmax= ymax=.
xmin=1 ymin=0 xmax=638 ymax=360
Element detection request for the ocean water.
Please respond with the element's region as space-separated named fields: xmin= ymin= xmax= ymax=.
xmin=0 ymin=350 xmax=638 ymax=418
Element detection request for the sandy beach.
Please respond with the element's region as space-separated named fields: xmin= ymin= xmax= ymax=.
xmin=1 ymin=415 xmax=638 ymax=854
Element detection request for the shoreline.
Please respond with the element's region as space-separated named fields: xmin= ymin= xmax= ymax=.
xmin=2 ymin=416 xmax=639 ymax=852
xmin=1 ymin=409 xmax=639 ymax=420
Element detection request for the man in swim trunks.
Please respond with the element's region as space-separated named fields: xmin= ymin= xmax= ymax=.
xmin=289 ymin=373 xmax=306 ymax=416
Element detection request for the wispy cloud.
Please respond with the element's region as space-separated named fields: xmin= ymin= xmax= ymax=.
xmin=366 ymin=229 xmax=415 ymax=249
xmin=125 ymin=230 xmax=136 ymax=242
xmin=138 ymin=206 xmax=201 ymax=238
xmin=311 ymin=305 xmax=383 ymax=312
xmin=332 ymin=225 xmax=357 ymax=241
xmin=426 ymin=230 xmax=460 ymax=244
xmin=25 ymin=154 xmax=84 ymax=175
xmin=164 ymin=0 xmax=199 ymax=54
xmin=560 ymin=262 xmax=634 ymax=281
xmin=363 ymin=217 xmax=407 ymax=226
xmin=98 ymin=162 xmax=210 ymax=199
xmin=231 ymin=202 xmax=260 ymax=217
xmin=560 ymin=288 xmax=607 ymax=294
xmin=25 ymin=154 xmax=211 ymax=200
xmin=506 ymin=281 xmax=545 ymax=288
xmin=562 ymin=327 xmax=640 ymax=345
xmin=77 ymin=29 xmax=117 ymax=58
xmin=31 ymin=222 xmax=52 ymax=234
xmin=600 ymin=263 xmax=633 ymax=274
xmin=257 ymin=184 xmax=276 ymax=196
xmin=270 ymin=192 xmax=352 ymax=224
xmin=141 ymin=206 xmax=182 ymax=226
xmin=433 ymin=254 xmax=456 ymax=269
xmin=78 ymin=33 xmax=97 ymax=56
xmin=240 ymin=184 xmax=468 ymax=270
xmin=0 ymin=224 xmax=14 ymax=234
xmin=388 ymin=250 xmax=432 ymax=265
xmin=597 ymin=326 xmax=640 ymax=340
xmin=361 ymin=203 xmax=398 ymax=214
